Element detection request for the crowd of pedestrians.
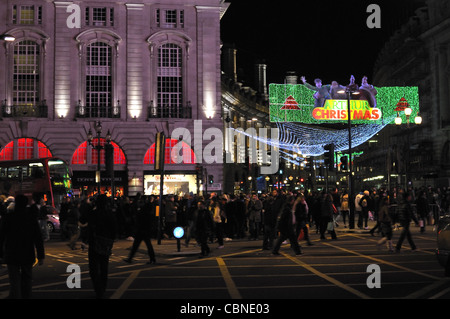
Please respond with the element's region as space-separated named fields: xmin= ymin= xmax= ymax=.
xmin=0 ymin=184 xmax=447 ymax=298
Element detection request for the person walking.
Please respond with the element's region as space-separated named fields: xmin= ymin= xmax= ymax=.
xmin=355 ymin=191 xmax=363 ymax=229
xmin=319 ymin=192 xmax=337 ymax=240
xmin=0 ymin=194 xmax=45 ymax=299
xmin=30 ymin=194 xmax=49 ymax=242
xmin=359 ymin=190 xmax=371 ymax=230
xmin=262 ymin=190 xmax=283 ymax=250
xmin=195 ymin=200 xmax=213 ymax=257
xmin=80 ymin=194 xmax=117 ymax=299
xmin=272 ymin=195 xmax=302 ymax=256
xmin=79 ymin=197 xmax=93 ymax=251
xmin=294 ymin=194 xmax=313 ymax=246
xmin=395 ymin=190 xmax=417 ymax=253
xmin=340 ymin=190 xmax=350 ymax=228
xmin=211 ymin=197 xmax=225 ymax=249
xmin=164 ymin=195 xmax=178 ymax=238
xmin=124 ymin=196 xmax=156 ymax=264
xmin=415 ymin=190 xmax=429 ymax=233
xmin=59 ymin=196 xmax=72 ymax=241
xmin=66 ymin=199 xmax=81 ymax=250
xmin=376 ymin=196 xmax=393 ymax=251
xmin=247 ymin=194 xmax=262 ymax=240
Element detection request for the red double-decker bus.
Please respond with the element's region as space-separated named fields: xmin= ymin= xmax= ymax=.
xmin=0 ymin=157 xmax=72 ymax=209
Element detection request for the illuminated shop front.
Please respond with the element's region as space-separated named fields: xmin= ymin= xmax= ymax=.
xmin=143 ymin=173 xmax=198 ymax=196
xmin=71 ymin=139 xmax=127 ymax=198
xmin=71 ymin=170 xmax=127 ymax=198
xmin=143 ymin=138 xmax=198 ymax=196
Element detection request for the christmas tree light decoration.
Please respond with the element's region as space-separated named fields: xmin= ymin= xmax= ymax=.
xmin=394 ymin=97 xmax=410 ymax=112
xmin=280 ymin=96 xmax=300 ymax=110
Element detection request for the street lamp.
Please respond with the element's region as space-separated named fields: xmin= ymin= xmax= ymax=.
xmin=0 ymin=34 xmax=15 ymax=42
xmin=338 ymin=81 xmax=359 ymax=229
xmin=392 ymin=100 xmax=422 ymax=190
xmin=87 ymin=121 xmax=112 ymax=195
xmin=394 ymin=97 xmax=422 ymax=127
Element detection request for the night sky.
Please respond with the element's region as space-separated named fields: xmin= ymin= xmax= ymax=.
xmin=220 ymin=0 xmax=426 ymax=87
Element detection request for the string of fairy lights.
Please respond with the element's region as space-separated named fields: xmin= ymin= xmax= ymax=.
xmin=230 ymin=113 xmax=397 ymax=167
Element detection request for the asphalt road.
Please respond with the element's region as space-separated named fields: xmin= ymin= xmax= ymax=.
xmin=1 ymin=221 xmax=449 ymax=308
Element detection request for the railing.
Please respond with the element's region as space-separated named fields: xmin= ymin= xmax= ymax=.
xmin=1 ymin=100 xmax=48 ymax=118
xmin=147 ymin=102 xmax=192 ymax=119
xmin=76 ymin=100 xmax=121 ymax=119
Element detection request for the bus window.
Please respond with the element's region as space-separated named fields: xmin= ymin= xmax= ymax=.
xmin=0 ymin=167 xmax=7 ymax=178
xmin=30 ymin=163 xmax=45 ymax=178
xmin=7 ymin=166 xmax=20 ymax=179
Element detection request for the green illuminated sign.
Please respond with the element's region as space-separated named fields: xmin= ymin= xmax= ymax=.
xmin=269 ymin=84 xmax=419 ymax=125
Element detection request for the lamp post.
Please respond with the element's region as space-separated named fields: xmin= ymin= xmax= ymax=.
xmin=338 ymin=84 xmax=360 ymax=229
xmin=87 ymin=121 xmax=111 ymax=195
xmin=393 ymin=102 xmax=422 ymax=190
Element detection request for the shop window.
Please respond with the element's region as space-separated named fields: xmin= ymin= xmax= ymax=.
xmin=0 ymin=142 xmax=14 ymax=161
xmin=0 ymin=138 xmax=52 ymax=161
xmin=71 ymin=141 xmax=88 ymax=165
xmin=71 ymin=139 xmax=126 ymax=165
xmin=144 ymin=138 xmax=196 ymax=165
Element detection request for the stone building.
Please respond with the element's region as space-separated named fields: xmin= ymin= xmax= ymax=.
xmin=357 ymin=0 xmax=450 ymax=190
xmin=0 ymin=0 xmax=229 ymax=197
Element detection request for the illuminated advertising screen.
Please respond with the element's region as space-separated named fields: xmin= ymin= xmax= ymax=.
xmin=269 ymin=83 xmax=419 ymax=125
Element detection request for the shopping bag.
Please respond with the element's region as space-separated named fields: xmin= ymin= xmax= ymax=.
xmin=297 ymin=229 xmax=304 ymax=241
xmin=327 ymin=221 xmax=334 ymax=231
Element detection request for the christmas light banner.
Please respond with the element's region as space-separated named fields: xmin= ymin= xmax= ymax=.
xmin=269 ymin=83 xmax=420 ymax=125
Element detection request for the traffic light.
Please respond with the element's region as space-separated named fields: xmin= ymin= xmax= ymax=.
xmin=340 ymin=155 xmax=348 ymax=171
xmin=196 ymin=165 xmax=203 ymax=183
xmin=208 ymin=175 xmax=214 ymax=184
xmin=324 ymin=144 xmax=335 ymax=171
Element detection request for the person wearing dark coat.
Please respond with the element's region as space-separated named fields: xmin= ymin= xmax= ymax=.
xmin=124 ymin=196 xmax=156 ymax=264
xmin=415 ymin=190 xmax=429 ymax=233
xmin=262 ymin=190 xmax=283 ymax=250
xmin=320 ymin=193 xmax=338 ymax=240
xmin=272 ymin=195 xmax=302 ymax=256
xmin=80 ymin=194 xmax=117 ymax=299
xmin=0 ymin=194 xmax=45 ymax=299
xmin=395 ymin=191 xmax=417 ymax=252
xmin=195 ymin=200 xmax=214 ymax=257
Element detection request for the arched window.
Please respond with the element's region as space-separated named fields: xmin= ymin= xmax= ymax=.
xmin=0 ymin=141 xmax=14 ymax=161
xmin=144 ymin=138 xmax=196 ymax=165
xmin=3 ymin=28 xmax=49 ymax=118
xmin=75 ymin=29 xmax=121 ymax=119
xmin=0 ymin=138 xmax=52 ymax=161
xmin=71 ymin=139 xmax=126 ymax=165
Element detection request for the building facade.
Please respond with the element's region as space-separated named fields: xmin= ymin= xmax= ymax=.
xmin=0 ymin=0 xmax=228 ymax=197
xmin=356 ymin=0 xmax=450 ymax=190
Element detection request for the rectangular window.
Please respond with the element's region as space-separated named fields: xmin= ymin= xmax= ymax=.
xmin=157 ymin=44 xmax=183 ymax=118
xmin=156 ymin=9 xmax=184 ymax=28
xmin=17 ymin=138 xmax=34 ymax=160
xmin=12 ymin=5 xmax=42 ymax=25
xmin=13 ymin=41 xmax=40 ymax=110
xmin=86 ymin=7 xmax=114 ymax=27
xmin=85 ymin=42 xmax=112 ymax=118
